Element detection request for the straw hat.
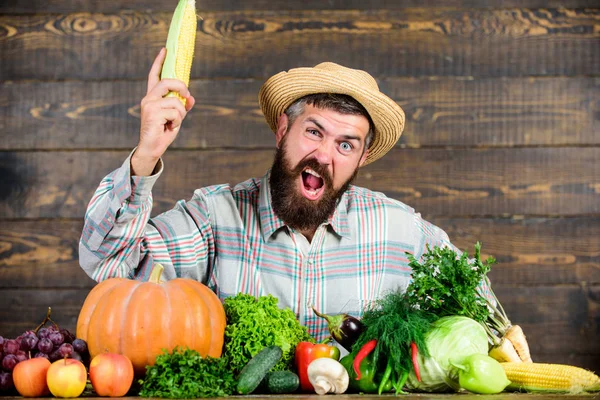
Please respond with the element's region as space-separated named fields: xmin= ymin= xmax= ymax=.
xmin=258 ymin=62 xmax=405 ymax=166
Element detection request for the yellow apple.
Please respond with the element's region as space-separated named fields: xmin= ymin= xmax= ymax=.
xmin=46 ymin=358 xmax=87 ymax=398
xmin=89 ymin=352 xmax=134 ymax=397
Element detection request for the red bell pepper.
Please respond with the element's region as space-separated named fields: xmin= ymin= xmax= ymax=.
xmin=295 ymin=341 xmax=341 ymax=392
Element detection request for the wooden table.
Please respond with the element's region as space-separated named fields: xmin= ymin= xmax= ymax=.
xmin=2 ymin=395 xmax=600 ymax=399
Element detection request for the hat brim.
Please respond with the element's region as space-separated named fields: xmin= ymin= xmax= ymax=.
xmin=258 ymin=66 xmax=405 ymax=166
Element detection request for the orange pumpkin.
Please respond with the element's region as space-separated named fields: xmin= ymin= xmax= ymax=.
xmin=76 ymin=264 xmax=226 ymax=377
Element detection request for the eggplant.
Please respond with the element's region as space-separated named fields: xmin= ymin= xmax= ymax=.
xmin=311 ymin=306 xmax=364 ymax=352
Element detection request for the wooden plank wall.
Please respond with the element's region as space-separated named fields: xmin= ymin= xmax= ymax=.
xmin=1 ymin=0 xmax=599 ymax=370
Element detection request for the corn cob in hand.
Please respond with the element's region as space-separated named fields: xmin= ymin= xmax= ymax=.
xmin=161 ymin=0 xmax=197 ymax=105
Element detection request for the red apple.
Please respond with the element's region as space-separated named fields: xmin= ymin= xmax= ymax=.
xmin=46 ymin=358 xmax=87 ymax=398
xmin=89 ymin=353 xmax=134 ymax=397
xmin=13 ymin=357 xmax=51 ymax=397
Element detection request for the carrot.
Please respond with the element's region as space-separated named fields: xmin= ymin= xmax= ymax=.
xmin=489 ymin=337 xmax=521 ymax=363
xmin=504 ymin=324 xmax=532 ymax=362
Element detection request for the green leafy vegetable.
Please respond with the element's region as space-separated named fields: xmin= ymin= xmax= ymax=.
xmin=138 ymin=347 xmax=237 ymax=398
xmin=406 ymin=242 xmax=511 ymax=344
xmin=222 ymin=293 xmax=313 ymax=374
xmin=405 ymin=316 xmax=489 ymax=392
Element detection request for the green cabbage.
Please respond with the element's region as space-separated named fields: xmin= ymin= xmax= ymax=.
xmin=405 ymin=315 xmax=488 ymax=392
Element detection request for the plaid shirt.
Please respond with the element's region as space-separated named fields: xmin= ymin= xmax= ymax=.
xmin=80 ymin=152 xmax=482 ymax=341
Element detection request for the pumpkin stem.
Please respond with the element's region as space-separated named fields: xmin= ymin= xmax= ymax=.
xmin=149 ymin=263 xmax=165 ymax=284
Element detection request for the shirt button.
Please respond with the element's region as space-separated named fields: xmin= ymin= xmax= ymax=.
xmin=308 ymin=259 xmax=313 ymax=264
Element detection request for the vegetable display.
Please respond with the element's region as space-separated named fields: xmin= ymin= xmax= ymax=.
xmin=9 ymin=241 xmax=600 ymax=398
xmin=76 ymin=264 xmax=226 ymax=377
xmin=406 ymin=242 xmax=532 ymax=363
xmin=222 ymin=293 xmax=313 ymax=374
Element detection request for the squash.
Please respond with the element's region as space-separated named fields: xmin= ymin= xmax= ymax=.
xmin=76 ymin=264 xmax=226 ymax=376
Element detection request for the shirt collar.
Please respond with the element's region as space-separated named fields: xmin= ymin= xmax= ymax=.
xmin=258 ymin=170 xmax=351 ymax=242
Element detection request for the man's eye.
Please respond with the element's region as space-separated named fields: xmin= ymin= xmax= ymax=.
xmin=308 ymin=129 xmax=320 ymax=136
xmin=340 ymin=142 xmax=353 ymax=152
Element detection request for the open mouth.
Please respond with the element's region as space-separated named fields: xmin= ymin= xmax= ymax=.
xmin=300 ymin=168 xmax=325 ymax=200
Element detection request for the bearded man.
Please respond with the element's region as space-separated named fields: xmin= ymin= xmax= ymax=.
xmin=79 ymin=49 xmax=486 ymax=340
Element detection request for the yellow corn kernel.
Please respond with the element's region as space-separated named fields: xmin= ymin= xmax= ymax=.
xmin=501 ymin=362 xmax=600 ymax=393
xmin=161 ymin=0 xmax=197 ymax=105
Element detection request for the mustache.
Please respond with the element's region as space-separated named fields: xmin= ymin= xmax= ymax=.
xmin=292 ymin=157 xmax=333 ymax=187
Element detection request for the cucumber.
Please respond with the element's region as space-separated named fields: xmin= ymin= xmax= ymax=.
xmin=264 ymin=370 xmax=300 ymax=394
xmin=237 ymin=345 xmax=283 ymax=395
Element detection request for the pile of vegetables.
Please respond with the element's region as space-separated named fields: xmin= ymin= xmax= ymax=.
xmin=59 ymin=239 xmax=600 ymax=398
xmin=221 ymin=293 xmax=313 ymax=374
xmin=316 ymin=242 xmax=527 ymax=395
xmin=406 ymin=242 xmax=531 ymax=363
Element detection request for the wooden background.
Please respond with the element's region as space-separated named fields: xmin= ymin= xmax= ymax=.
xmin=0 ymin=0 xmax=599 ymax=370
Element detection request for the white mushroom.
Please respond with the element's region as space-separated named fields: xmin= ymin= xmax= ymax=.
xmin=307 ymin=358 xmax=349 ymax=395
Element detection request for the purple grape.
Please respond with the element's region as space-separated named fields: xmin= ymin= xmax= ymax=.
xmin=37 ymin=338 xmax=53 ymax=354
xmin=20 ymin=335 xmax=38 ymax=352
xmin=72 ymin=339 xmax=88 ymax=354
xmin=48 ymin=350 xmax=59 ymax=362
xmin=58 ymin=343 xmax=73 ymax=358
xmin=2 ymin=354 xmax=17 ymax=371
xmin=47 ymin=325 xmax=58 ymax=332
xmin=29 ymin=335 xmax=39 ymax=350
xmin=49 ymin=349 xmax=62 ymax=362
xmin=48 ymin=332 xmax=64 ymax=347
xmin=59 ymin=329 xmax=75 ymax=344
xmin=0 ymin=371 xmax=13 ymax=392
xmin=0 ymin=337 xmax=4 ymax=347
xmin=2 ymin=340 xmax=19 ymax=355
xmin=34 ymin=352 xmax=49 ymax=360
xmin=22 ymin=330 xmax=36 ymax=337
xmin=37 ymin=327 xmax=49 ymax=339
xmin=15 ymin=350 xmax=28 ymax=363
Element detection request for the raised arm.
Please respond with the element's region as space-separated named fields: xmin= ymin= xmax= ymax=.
xmin=79 ymin=48 xmax=198 ymax=282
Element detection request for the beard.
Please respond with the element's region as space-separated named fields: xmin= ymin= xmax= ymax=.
xmin=269 ymin=142 xmax=359 ymax=232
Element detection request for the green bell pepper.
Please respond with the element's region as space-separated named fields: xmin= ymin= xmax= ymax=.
xmin=340 ymin=353 xmax=393 ymax=394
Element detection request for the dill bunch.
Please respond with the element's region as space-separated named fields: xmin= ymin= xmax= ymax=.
xmin=353 ymin=290 xmax=438 ymax=385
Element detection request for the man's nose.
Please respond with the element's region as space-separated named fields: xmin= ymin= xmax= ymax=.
xmin=313 ymin=140 xmax=334 ymax=165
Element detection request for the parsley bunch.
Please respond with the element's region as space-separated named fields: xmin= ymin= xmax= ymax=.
xmin=138 ymin=347 xmax=237 ymax=398
xmin=406 ymin=242 xmax=509 ymax=343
